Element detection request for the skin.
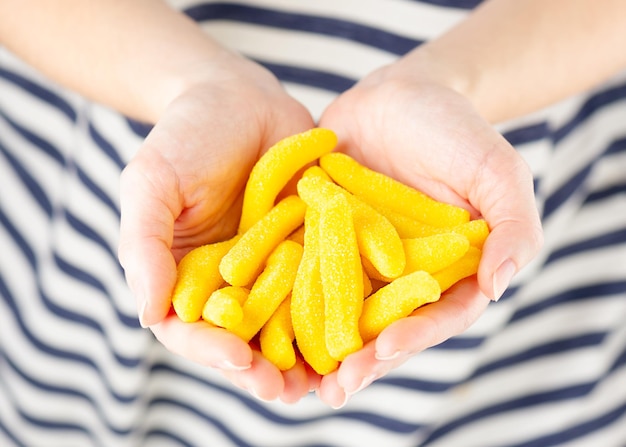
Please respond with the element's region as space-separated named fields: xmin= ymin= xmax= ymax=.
xmin=1 ymin=0 xmax=625 ymax=406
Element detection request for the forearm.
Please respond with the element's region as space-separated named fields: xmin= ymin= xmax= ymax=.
xmin=0 ymin=0 xmax=228 ymax=122
xmin=396 ymin=0 xmax=626 ymax=123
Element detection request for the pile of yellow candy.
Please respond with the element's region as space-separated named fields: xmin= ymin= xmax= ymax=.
xmin=170 ymin=128 xmax=488 ymax=375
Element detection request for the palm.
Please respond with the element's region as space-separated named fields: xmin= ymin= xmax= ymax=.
xmin=322 ymin=81 xmax=503 ymax=213
xmin=316 ymin=76 xmax=542 ymax=407
xmin=132 ymin=84 xmax=313 ymax=262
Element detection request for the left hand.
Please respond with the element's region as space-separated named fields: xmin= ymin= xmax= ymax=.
xmin=315 ymin=61 xmax=543 ymax=408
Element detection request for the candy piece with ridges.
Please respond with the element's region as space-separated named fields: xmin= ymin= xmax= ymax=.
xmin=298 ymin=173 xmax=405 ymax=279
xmin=402 ymin=233 xmax=470 ymax=275
xmin=320 ymin=152 xmax=469 ymax=227
xmin=291 ymin=209 xmax=338 ymax=375
xmin=229 ymin=240 xmax=303 ymax=342
xmin=171 ymin=236 xmax=239 ymax=322
xmin=452 ymin=219 xmax=489 ymax=249
xmin=260 ymin=297 xmax=296 ymax=371
xmin=318 ymin=193 xmax=364 ymax=361
xmin=301 ymin=165 xmax=332 ymax=182
xmin=220 ymin=195 xmax=305 ymax=287
xmin=432 ymin=246 xmax=482 ymax=292
xmin=364 ymin=233 xmax=469 ymax=282
xmin=359 ymin=271 xmax=441 ymax=343
xmin=378 ymin=209 xmax=489 ymax=249
xmin=202 ymin=286 xmax=248 ymax=329
xmin=374 ymin=206 xmax=440 ymax=239
xmin=239 ymin=128 xmax=337 ymax=232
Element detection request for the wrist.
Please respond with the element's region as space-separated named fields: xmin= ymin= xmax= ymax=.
xmin=146 ymin=49 xmax=285 ymax=124
xmin=376 ymin=44 xmax=489 ymax=120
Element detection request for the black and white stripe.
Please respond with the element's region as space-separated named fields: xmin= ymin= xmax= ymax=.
xmin=1 ymin=1 xmax=625 ymax=445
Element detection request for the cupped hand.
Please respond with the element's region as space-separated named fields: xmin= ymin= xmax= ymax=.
xmin=316 ymin=62 xmax=543 ymax=407
xmin=117 ymin=52 xmax=317 ymax=403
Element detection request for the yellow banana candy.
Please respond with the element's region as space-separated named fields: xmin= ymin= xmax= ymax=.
xmin=171 ymin=128 xmax=491 ymax=378
xmin=359 ymin=271 xmax=441 ymax=343
xmin=432 ymin=246 xmax=482 ymax=292
xmin=287 ymin=225 xmax=305 ymax=245
xmin=363 ymin=233 xmax=469 ymax=282
xmin=320 ymin=152 xmax=470 ymax=227
xmin=452 ymin=219 xmax=489 ymax=249
xmin=301 ymin=165 xmax=332 ymax=182
xmin=239 ymin=128 xmax=337 ymax=233
xmin=402 ymin=233 xmax=470 ymax=275
xmin=260 ymin=297 xmax=296 ymax=371
xmin=377 ymin=209 xmax=489 ymax=249
xmin=291 ymin=208 xmax=338 ymax=375
xmin=220 ymin=195 xmax=306 ymax=287
xmin=298 ymin=173 xmax=405 ymax=280
xmin=318 ymin=193 xmax=364 ymax=361
xmin=374 ymin=205 xmax=441 ymax=239
xmin=229 ymin=240 xmax=303 ymax=342
xmin=202 ymin=286 xmax=248 ymax=329
xmin=171 ymin=236 xmax=239 ymax=323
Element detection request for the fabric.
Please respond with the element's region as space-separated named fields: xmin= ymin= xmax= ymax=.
xmin=1 ymin=1 xmax=625 ymax=446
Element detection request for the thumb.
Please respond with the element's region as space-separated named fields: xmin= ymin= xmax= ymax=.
xmin=471 ymin=136 xmax=544 ymax=300
xmin=118 ymin=150 xmax=181 ymax=327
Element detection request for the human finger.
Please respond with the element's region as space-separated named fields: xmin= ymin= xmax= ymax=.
xmin=279 ymin=360 xmax=313 ymax=404
xmin=221 ymin=351 xmax=285 ymax=402
xmin=464 ymin=134 xmax=543 ymax=300
xmin=373 ymin=278 xmax=490 ymax=362
xmin=149 ymin=315 xmax=253 ymax=371
xmin=317 ymin=279 xmax=489 ymax=404
xmin=118 ymin=150 xmax=181 ymax=327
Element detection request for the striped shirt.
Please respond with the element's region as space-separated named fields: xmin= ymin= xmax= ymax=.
xmin=1 ymin=1 xmax=625 ymax=446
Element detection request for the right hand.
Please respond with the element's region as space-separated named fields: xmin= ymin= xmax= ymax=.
xmin=118 ymin=51 xmax=319 ymax=403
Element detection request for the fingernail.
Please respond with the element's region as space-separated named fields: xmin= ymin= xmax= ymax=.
xmin=248 ymin=387 xmax=272 ymax=402
xmin=138 ymin=299 xmax=149 ymax=328
xmin=493 ymin=259 xmax=517 ymax=301
xmin=330 ymin=393 xmax=349 ymax=410
xmin=375 ymin=350 xmax=409 ymax=361
xmin=218 ymin=360 xmax=251 ymax=371
xmin=347 ymin=374 xmax=377 ymax=396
